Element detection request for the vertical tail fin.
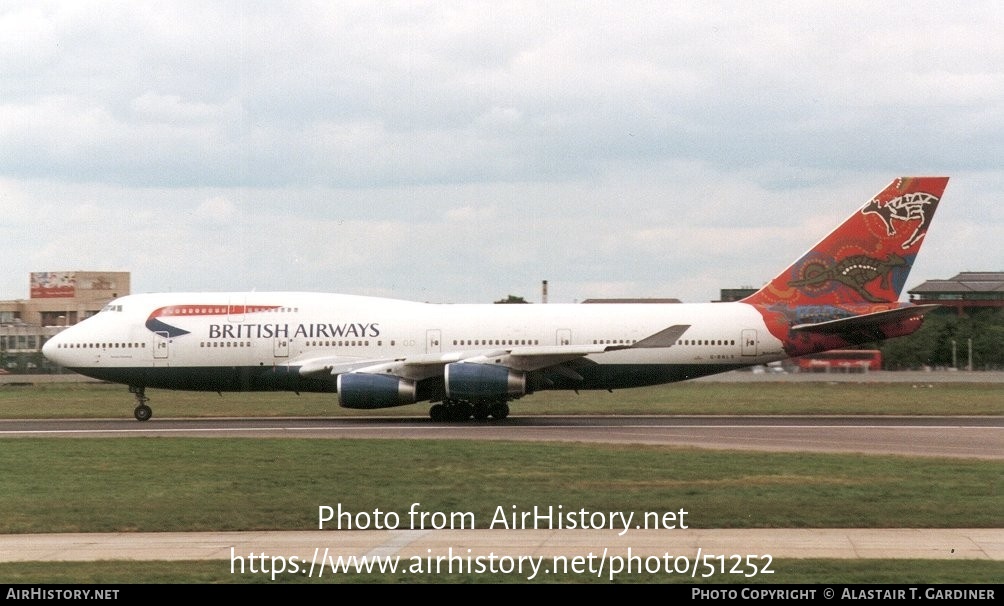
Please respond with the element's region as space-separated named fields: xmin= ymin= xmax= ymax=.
xmin=743 ymin=177 xmax=949 ymax=308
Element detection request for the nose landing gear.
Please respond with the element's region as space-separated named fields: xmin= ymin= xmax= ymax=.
xmin=129 ymin=385 xmax=152 ymax=421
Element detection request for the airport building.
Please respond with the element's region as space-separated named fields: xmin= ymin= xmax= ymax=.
xmin=908 ymin=271 xmax=1004 ymax=316
xmin=1 ymin=272 xmax=129 ymax=373
xmin=717 ymin=288 xmax=758 ymax=302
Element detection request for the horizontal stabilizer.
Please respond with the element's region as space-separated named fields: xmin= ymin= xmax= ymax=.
xmin=791 ymin=305 xmax=941 ymax=335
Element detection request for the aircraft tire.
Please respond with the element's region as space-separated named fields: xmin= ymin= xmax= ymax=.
xmin=456 ymin=402 xmax=474 ymax=421
xmin=489 ymin=401 xmax=509 ymax=420
xmin=134 ymin=404 xmax=153 ymax=422
xmin=429 ymin=403 xmax=447 ymax=422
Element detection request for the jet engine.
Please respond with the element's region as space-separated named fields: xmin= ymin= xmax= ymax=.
xmin=337 ymin=373 xmax=417 ymax=409
xmin=444 ymin=363 xmax=526 ymax=402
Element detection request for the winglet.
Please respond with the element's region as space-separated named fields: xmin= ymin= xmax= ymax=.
xmin=632 ymin=325 xmax=690 ymax=348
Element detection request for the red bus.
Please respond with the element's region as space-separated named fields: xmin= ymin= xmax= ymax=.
xmin=796 ymin=350 xmax=882 ymax=372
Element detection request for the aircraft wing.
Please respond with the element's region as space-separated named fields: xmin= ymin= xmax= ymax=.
xmin=790 ymin=305 xmax=941 ymax=335
xmin=295 ymin=324 xmax=690 ymax=380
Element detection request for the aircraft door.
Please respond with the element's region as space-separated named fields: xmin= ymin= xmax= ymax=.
xmin=426 ymin=329 xmax=441 ymax=353
xmin=274 ymin=337 xmax=289 ymax=358
xmin=153 ymin=331 xmax=170 ymax=360
xmin=741 ymin=329 xmax=758 ymax=357
xmin=556 ymin=329 xmax=572 ymax=346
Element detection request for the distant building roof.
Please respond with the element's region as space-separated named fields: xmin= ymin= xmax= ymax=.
xmin=909 ymin=272 xmax=1004 ymax=294
xmin=580 ymin=298 xmax=681 ymax=304
xmin=718 ymin=288 xmax=758 ymax=302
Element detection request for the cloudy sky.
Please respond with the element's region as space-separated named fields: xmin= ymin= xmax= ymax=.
xmin=2 ymin=1 xmax=1001 ymax=304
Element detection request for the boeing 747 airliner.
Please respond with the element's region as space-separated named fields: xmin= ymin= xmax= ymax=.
xmin=43 ymin=177 xmax=949 ymax=421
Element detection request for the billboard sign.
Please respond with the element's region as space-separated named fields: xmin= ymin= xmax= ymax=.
xmin=31 ymin=273 xmax=77 ymax=299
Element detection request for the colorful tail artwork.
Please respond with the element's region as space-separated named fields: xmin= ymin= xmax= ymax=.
xmin=742 ymin=177 xmax=949 ymax=357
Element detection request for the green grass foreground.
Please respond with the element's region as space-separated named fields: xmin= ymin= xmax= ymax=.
xmin=0 ymin=379 xmax=1002 ymax=418
xmin=1 ymin=438 xmax=1000 ymax=533
xmin=1 ymin=438 xmax=1001 ymax=583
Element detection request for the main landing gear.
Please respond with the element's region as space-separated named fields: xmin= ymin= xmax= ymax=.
xmin=428 ymin=399 xmax=510 ymax=422
xmin=129 ymin=385 xmax=153 ymax=422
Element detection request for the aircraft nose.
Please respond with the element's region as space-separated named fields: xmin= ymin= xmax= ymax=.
xmin=42 ymin=332 xmax=68 ymax=366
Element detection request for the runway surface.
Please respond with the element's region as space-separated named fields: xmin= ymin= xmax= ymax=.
xmin=2 ymin=414 xmax=1001 ymax=459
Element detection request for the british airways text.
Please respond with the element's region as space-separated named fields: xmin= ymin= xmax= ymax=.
xmin=208 ymin=323 xmax=381 ymax=339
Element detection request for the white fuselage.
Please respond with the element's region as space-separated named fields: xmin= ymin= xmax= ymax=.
xmin=43 ymin=292 xmax=785 ymax=381
xmin=41 ymin=291 xmax=791 ymax=411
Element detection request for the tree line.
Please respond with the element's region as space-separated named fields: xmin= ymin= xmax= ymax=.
xmin=877 ymin=308 xmax=1003 ymax=370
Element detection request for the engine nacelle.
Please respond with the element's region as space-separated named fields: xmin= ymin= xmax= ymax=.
xmin=444 ymin=363 xmax=526 ymax=402
xmin=337 ymin=373 xmax=417 ymax=409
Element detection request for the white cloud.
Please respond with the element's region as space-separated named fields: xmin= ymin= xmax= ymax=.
xmin=194 ymin=196 xmax=237 ymax=224
xmin=444 ymin=205 xmax=497 ymax=223
xmin=0 ymin=2 xmax=1000 ymax=303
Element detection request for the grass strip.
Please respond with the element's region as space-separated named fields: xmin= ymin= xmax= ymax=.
xmin=0 ymin=438 xmax=999 ymax=533
xmin=0 ymin=381 xmax=1002 ymax=417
